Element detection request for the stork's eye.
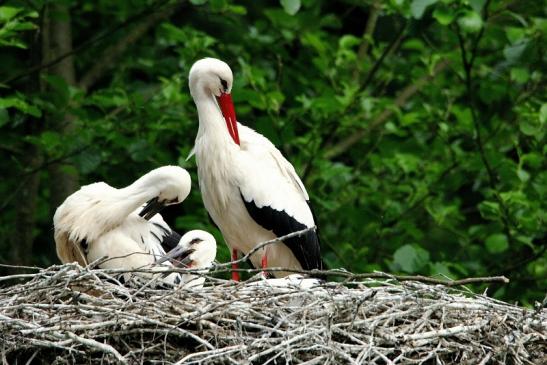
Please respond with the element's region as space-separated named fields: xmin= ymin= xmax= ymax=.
xmin=220 ymin=78 xmax=228 ymax=92
xmin=189 ymin=238 xmax=202 ymax=245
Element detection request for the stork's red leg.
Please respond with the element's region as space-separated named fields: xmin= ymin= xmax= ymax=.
xmin=261 ymin=254 xmax=268 ymax=277
xmin=231 ymin=248 xmax=240 ymax=282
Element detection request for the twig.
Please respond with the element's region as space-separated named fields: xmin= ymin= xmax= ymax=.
xmin=454 ymin=0 xmax=515 ymax=244
xmin=325 ymin=59 xmax=452 ymax=159
xmin=2 ymin=0 xmax=175 ymax=86
xmin=353 ymin=1 xmax=381 ymax=81
xmin=302 ymin=10 xmax=406 ymax=181
xmin=78 ymin=3 xmax=180 ymax=91
xmin=216 ymin=227 xmax=317 ymax=267
xmin=66 ymin=332 xmax=127 ymax=364
xmin=359 ymin=19 xmax=408 ymax=93
xmin=402 ymin=320 xmax=489 ymax=341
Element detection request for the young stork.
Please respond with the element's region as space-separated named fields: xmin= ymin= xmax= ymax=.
xmin=54 ymin=166 xmax=215 ymax=287
xmin=159 ymin=230 xmax=217 ymax=288
xmin=189 ymin=58 xmax=323 ymax=279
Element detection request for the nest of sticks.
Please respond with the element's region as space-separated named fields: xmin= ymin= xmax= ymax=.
xmin=0 ymin=263 xmax=545 ymax=365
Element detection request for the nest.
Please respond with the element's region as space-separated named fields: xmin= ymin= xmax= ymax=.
xmin=0 ymin=264 xmax=545 ymax=364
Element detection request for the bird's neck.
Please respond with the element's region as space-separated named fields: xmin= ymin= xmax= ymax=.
xmin=194 ymin=93 xmax=237 ymax=147
xmin=115 ymin=173 xmax=161 ymax=217
xmin=193 ymin=93 xmax=239 ymax=214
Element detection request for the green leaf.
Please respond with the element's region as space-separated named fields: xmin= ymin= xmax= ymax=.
xmin=510 ymin=67 xmax=529 ymax=84
xmin=539 ymin=104 xmax=547 ymax=124
xmin=485 ymin=234 xmax=509 ymax=254
xmin=339 ymin=34 xmax=360 ymax=49
xmin=74 ymin=149 xmax=102 ymax=174
xmin=503 ymin=40 xmax=528 ymax=62
xmin=38 ymin=131 xmax=62 ymax=154
xmin=44 ymin=75 xmax=70 ymax=105
xmin=209 ymin=0 xmax=227 ymax=11
xmin=410 ymin=0 xmax=438 ymax=19
xmin=127 ymin=140 xmax=149 ymax=162
xmin=457 ymin=10 xmax=483 ymax=33
xmin=0 ymin=6 xmax=21 ymax=22
xmin=189 ymin=0 xmax=208 ymax=5
xmin=505 ymin=26 xmax=526 ymax=44
xmin=280 ymin=0 xmax=301 ymax=16
xmin=478 ymin=201 xmax=500 ymax=220
xmin=430 ymin=262 xmax=452 ymax=278
xmin=0 ymin=108 xmax=8 ymax=127
xmin=393 ymin=244 xmax=430 ymax=273
xmin=228 ymin=5 xmax=247 ymax=15
xmin=433 ymin=5 xmax=455 ymax=25
xmin=519 ymin=119 xmax=541 ymax=136
xmin=469 ymin=0 xmax=486 ymax=13
xmin=532 ymin=172 xmax=547 ymax=198
xmin=516 ymin=168 xmax=530 ymax=183
xmin=0 ymin=96 xmax=41 ymax=117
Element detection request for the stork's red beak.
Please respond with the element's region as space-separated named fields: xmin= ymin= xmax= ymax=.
xmin=216 ymin=93 xmax=240 ymax=145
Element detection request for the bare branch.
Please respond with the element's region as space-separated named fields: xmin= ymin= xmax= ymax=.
xmin=325 ymin=59 xmax=451 ymax=159
xmin=66 ymin=332 xmax=127 ymax=364
xmin=359 ymin=19 xmax=408 ymax=93
xmin=78 ymin=3 xmax=180 ymax=91
xmin=352 ymin=1 xmax=381 ymax=81
xmin=2 ymin=0 xmax=175 ymax=86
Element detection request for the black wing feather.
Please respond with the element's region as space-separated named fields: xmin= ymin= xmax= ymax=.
xmin=241 ymin=192 xmax=323 ymax=272
xmin=151 ymin=222 xmax=182 ymax=252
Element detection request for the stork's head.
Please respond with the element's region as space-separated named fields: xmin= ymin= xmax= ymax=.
xmin=189 ymin=58 xmax=240 ymax=145
xmin=160 ymin=230 xmax=217 ymax=269
xmin=189 ymin=58 xmax=233 ymax=98
xmin=178 ymin=230 xmax=217 ymax=269
xmin=138 ymin=166 xmax=191 ymax=220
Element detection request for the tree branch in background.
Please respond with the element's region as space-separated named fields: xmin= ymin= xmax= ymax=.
xmin=43 ymin=2 xmax=80 ymax=213
xmin=302 ymin=6 xmax=402 ymax=181
xmin=325 ymin=59 xmax=451 ymax=159
xmin=78 ymin=3 xmax=180 ymax=91
xmin=9 ymin=6 xmax=45 ymax=266
xmin=352 ymin=1 xmax=380 ymax=81
xmin=2 ymin=0 xmax=176 ymax=86
xmin=454 ymin=0 xmax=515 ymax=243
xmin=359 ymin=19 xmax=408 ymax=93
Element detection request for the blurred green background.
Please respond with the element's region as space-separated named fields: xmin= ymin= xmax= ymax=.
xmin=0 ymin=0 xmax=545 ymax=305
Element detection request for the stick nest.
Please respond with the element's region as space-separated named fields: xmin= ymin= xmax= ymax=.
xmin=0 ymin=264 xmax=545 ymax=364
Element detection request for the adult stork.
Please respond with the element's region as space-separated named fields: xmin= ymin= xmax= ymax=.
xmin=54 ymin=166 xmax=216 ymax=286
xmin=189 ymin=58 xmax=323 ymax=279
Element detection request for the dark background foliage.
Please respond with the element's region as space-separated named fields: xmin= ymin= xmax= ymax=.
xmin=0 ymin=0 xmax=545 ymax=305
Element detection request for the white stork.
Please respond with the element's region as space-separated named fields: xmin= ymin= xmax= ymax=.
xmin=158 ymin=229 xmax=217 ymax=288
xmin=54 ymin=166 xmax=216 ymax=287
xmin=189 ymin=58 xmax=323 ymax=280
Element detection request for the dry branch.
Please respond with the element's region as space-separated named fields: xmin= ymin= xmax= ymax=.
xmin=0 ymin=264 xmax=545 ymax=364
xmin=325 ymin=59 xmax=451 ymax=159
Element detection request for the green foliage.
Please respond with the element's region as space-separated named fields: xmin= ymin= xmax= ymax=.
xmin=0 ymin=0 xmax=545 ymax=305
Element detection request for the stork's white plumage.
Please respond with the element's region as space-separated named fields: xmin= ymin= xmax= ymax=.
xmin=159 ymin=230 xmax=217 ymax=288
xmin=53 ymin=166 xmax=215 ymax=287
xmin=189 ymin=58 xmax=323 ymax=279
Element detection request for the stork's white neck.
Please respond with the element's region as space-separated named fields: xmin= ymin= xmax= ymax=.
xmin=192 ymin=90 xmax=239 ymax=215
xmin=192 ymin=91 xmax=236 ymax=150
xmin=110 ymin=175 xmax=161 ymax=220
